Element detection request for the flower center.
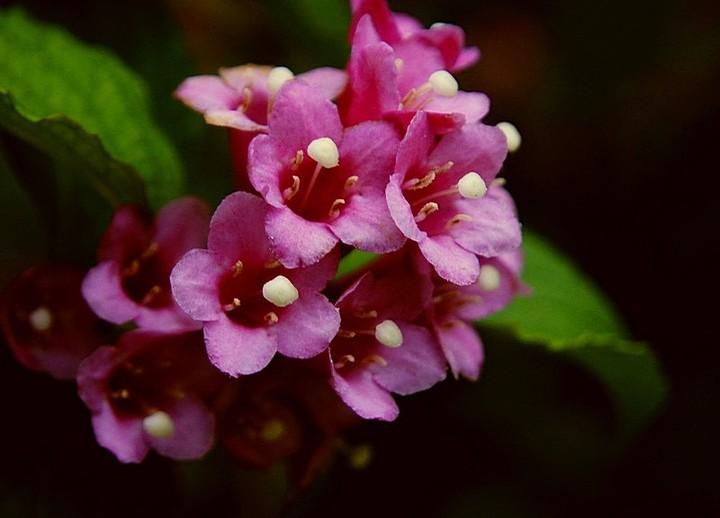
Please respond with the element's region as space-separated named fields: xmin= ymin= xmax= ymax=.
xmin=121 ymin=242 xmax=172 ymax=308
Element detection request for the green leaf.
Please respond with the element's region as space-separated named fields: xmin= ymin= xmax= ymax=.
xmin=335 ymin=250 xmax=378 ymax=279
xmin=0 ymin=9 xmax=183 ymax=208
xmin=483 ymin=231 xmax=666 ymax=440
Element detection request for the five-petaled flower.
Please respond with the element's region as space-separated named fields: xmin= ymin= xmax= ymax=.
xmin=249 ymin=80 xmax=406 ymax=268
xmin=82 ymin=197 xmax=210 ymax=332
xmin=170 ymin=191 xmax=341 ymax=376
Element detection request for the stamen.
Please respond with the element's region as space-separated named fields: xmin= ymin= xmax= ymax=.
xmin=348 ymin=443 xmax=373 ymax=469
xmin=344 ymin=175 xmax=359 ymax=190
xmin=403 ymin=171 xmax=436 ymax=191
xmin=415 ymin=202 xmax=439 ymax=222
xmin=223 ymin=297 xmax=242 ymax=312
xmin=262 ymin=275 xmax=299 ymax=307
xmin=291 ymin=150 xmax=304 ymax=170
xmin=354 ymin=309 xmax=378 ymax=319
xmin=267 ymin=66 xmax=295 ymax=95
xmin=428 ymin=70 xmax=458 ymax=97
xmin=362 ymin=354 xmax=388 ymax=367
xmin=497 ymin=121 xmax=521 ymax=152
xmin=141 ymin=285 xmax=162 ymax=305
xmin=394 ymin=58 xmax=404 ymax=71
xmin=240 ymin=87 xmax=253 ymax=111
xmin=375 ymin=320 xmax=403 ymax=348
xmin=264 ymin=312 xmax=279 ymax=325
xmin=260 ymin=419 xmax=286 ymax=442
xmin=478 ymin=264 xmax=501 ymax=291
xmin=140 ymin=242 xmax=159 ymax=260
xmin=122 ymin=260 xmax=140 ymax=277
xmin=111 ymin=389 xmax=130 ymax=400
xmin=142 ymin=411 xmax=175 ymax=439
xmin=338 ymin=330 xmax=357 ymax=338
xmin=283 ymin=175 xmax=301 ymax=201
xmin=232 ymin=260 xmax=244 ymax=277
xmin=328 ymin=198 xmax=346 ymax=218
xmin=457 ymin=172 xmax=488 ymax=199
xmin=446 ymin=213 xmax=473 ymax=229
xmin=307 ymin=137 xmax=339 ymax=169
xmin=433 ymin=290 xmax=460 ymax=304
xmin=492 ymin=177 xmax=507 ymax=188
xmin=334 ymin=354 xmax=356 ymax=369
xmin=29 ymin=306 xmax=53 ymax=332
xmin=264 ymin=259 xmax=281 ymax=269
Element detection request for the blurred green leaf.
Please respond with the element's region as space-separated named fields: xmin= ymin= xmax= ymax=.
xmin=0 ymin=8 xmax=183 ymax=208
xmin=335 ymin=250 xmax=378 ymax=279
xmin=484 ymin=231 xmax=666 ymax=439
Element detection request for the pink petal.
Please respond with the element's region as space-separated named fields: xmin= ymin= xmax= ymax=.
xmin=174 ymin=75 xmax=241 ymax=113
xmin=434 ymin=319 xmax=483 ymax=380
xmin=98 ymin=206 xmax=151 ymax=263
xmin=455 ymin=257 xmax=520 ymax=321
xmin=134 ymin=304 xmax=202 ymax=333
xmin=349 ymin=0 xmax=401 ymax=44
xmin=394 ymin=13 xmax=423 ymax=37
xmin=208 ymin=192 xmax=272 ymax=266
xmin=77 ymin=346 xmax=117 ymax=412
xmin=330 ymin=363 xmax=399 ymax=421
xmin=265 ymin=207 xmax=338 ymax=268
xmin=286 ymin=248 xmax=340 ymax=293
xmin=455 ymin=47 xmax=481 ymax=71
xmin=204 ymin=317 xmax=277 ymax=376
xmin=204 ymin=109 xmax=267 ymax=132
xmin=274 ymin=293 xmax=340 ymax=359
xmin=81 ymin=261 xmax=140 ymax=324
xmin=451 ymin=186 xmax=522 ymax=258
xmin=219 ymin=64 xmax=271 ymax=93
xmin=385 ymin=173 xmax=425 ymax=242
xmin=425 ymin=92 xmax=491 ymax=125
xmin=419 ymin=234 xmax=480 ymax=286
xmin=146 ymin=395 xmax=215 ymax=461
xmin=154 ymin=197 xmax=210 ymax=266
xmin=428 ymin=123 xmax=508 ymax=185
xmin=297 ymin=67 xmax=348 ymax=100
xmin=370 ymin=322 xmax=446 ymax=395
xmin=393 ymin=38 xmax=445 ymax=93
xmin=268 ymin=81 xmax=343 ymax=156
xmin=170 ymin=249 xmax=224 ymax=322
xmin=91 ymin=401 xmax=149 ymax=463
xmin=396 ymin=111 xmax=434 ymax=178
xmin=247 ymin=134 xmax=286 ymax=208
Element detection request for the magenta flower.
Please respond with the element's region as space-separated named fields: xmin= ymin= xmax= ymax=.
xmin=329 ymin=270 xmax=446 ymax=421
xmin=1 ymin=264 xmax=106 ymax=380
xmin=386 ymin=111 xmax=521 ymax=286
xmin=249 ymin=80 xmax=405 ymax=268
xmin=82 ymin=197 xmax=209 ymax=332
xmin=77 ymin=331 xmax=223 ymax=463
xmin=176 ymin=65 xmax=347 ymax=189
xmin=339 ymin=13 xmax=489 ymax=130
xmin=418 ymin=248 xmax=525 ymax=380
xmin=170 ymin=191 xmax=341 ymax=377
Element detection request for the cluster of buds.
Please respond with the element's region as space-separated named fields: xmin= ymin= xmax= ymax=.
xmin=2 ymin=0 xmax=524 ymax=478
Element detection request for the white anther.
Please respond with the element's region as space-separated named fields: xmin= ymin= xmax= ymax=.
xmin=29 ymin=306 xmax=53 ymax=332
xmin=143 ymin=411 xmax=175 ymax=439
xmin=262 ymin=275 xmax=299 ymax=307
xmin=457 ymin=172 xmax=488 ymax=199
xmin=375 ymin=320 xmax=403 ymax=348
xmin=431 ymin=22 xmax=448 ymax=29
xmin=478 ymin=264 xmax=501 ymax=292
xmin=497 ymin=122 xmax=521 ymax=152
xmin=428 ymin=70 xmax=458 ymax=97
xmin=267 ymin=66 xmax=295 ymax=95
xmin=307 ymin=137 xmax=340 ymax=169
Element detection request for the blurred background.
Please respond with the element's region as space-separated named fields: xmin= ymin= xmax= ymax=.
xmin=1 ymin=0 xmax=718 ymax=516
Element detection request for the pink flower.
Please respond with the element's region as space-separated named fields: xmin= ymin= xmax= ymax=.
xmin=386 ymin=111 xmax=521 ymax=286
xmin=170 ymin=191 xmax=341 ymax=377
xmin=82 ymin=197 xmax=209 ymax=332
xmin=418 ymin=248 xmax=525 ymax=380
xmin=329 ymin=270 xmax=446 ymax=421
xmin=349 ymin=0 xmax=480 ymax=73
xmin=1 ymin=264 xmax=106 ymax=380
xmin=339 ymin=13 xmax=488 ymax=130
xmin=175 ymin=65 xmax=347 ymax=189
xmin=215 ymin=357 xmax=356 ymax=488
xmin=77 ymin=331 xmax=223 ymax=463
xmin=249 ymin=80 xmax=405 ymax=268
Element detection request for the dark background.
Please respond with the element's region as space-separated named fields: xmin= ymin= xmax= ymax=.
xmin=1 ymin=0 xmax=718 ymax=516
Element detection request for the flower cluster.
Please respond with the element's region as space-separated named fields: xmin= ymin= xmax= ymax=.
xmin=2 ymin=0 xmax=523 ymax=475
